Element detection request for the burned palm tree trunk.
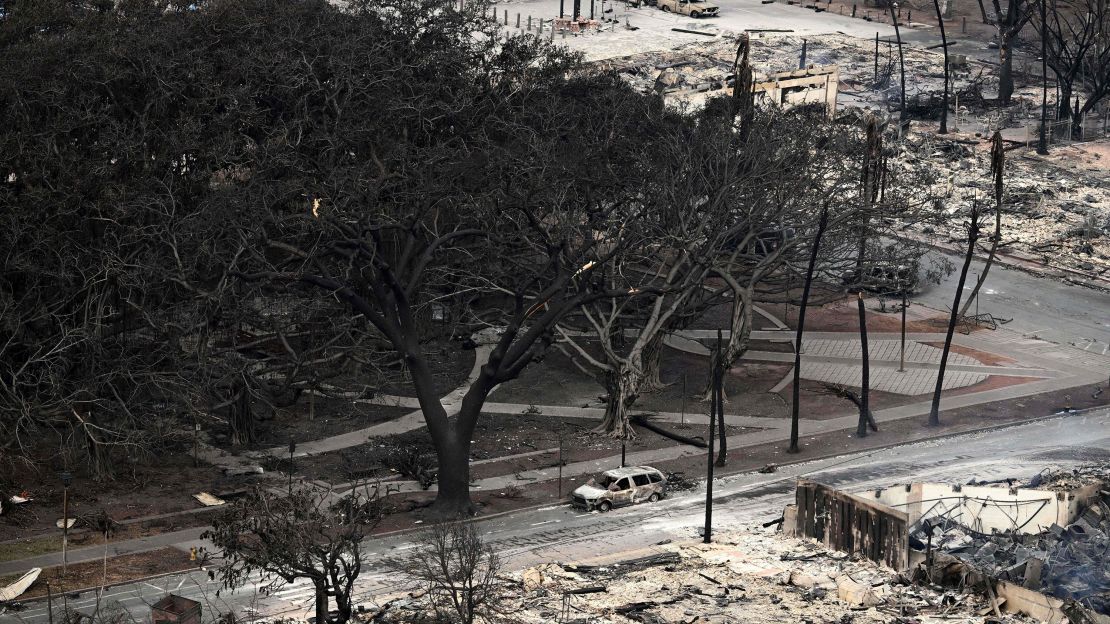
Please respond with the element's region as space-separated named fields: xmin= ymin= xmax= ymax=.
xmin=959 ymin=132 xmax=1004 ymax=317
xmin=789 ymin=204 xmax=830 ymax=454
xmin=856 ymin=291 xmax=871 ymax=437
xmin=889 ymin=4 xmax=908 ymax=123
xmin=932 ymin=0 xmax=950 ymax=133
xmin=731 ymin=33 xmax=756 ymax=142
xmin=929 ymin=202 xmax=981 ymax=426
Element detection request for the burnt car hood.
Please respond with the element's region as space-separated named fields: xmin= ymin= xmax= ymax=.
xmin=573 ymin=485 xmax=609 ymax=500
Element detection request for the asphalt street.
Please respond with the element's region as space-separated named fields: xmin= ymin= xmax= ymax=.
xmin=914 ymin=249 xmax=1110 ymax=352
xmin=7 ymin=408 xmax=1108 ymax=624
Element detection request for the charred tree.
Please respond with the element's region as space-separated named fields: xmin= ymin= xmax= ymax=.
xmin=959 ymin=132 xmax=1005 ymax=318
xmin=788 ymin=204 xmax=830 ymax=454
xmin=928 ymin=202 xmax=982 ymax=427
xmin=932 ymin=0 xmax=951 ymax=133
xmin=856 ymin=291 xmax=871 ymax=437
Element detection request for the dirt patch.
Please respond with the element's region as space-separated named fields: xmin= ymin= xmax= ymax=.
xmin=493 ymin=349 xmax=602 ymax=408
xmin=800 ymin=297 xmax=952 ymax=333
xmin=0 ymin=453 xmax=242 ymax=542
xmin=2 ymin=547 xmax=194 ymax=600
xmin=375 ymin=340 xmax=474 ymax=397
xmin=208 ymin=402 xmax=413 ymax=453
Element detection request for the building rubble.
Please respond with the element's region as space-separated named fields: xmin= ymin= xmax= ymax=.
xmin=917 ymin=465 xmax=1110 ymax=617
xmin=488 ymin=528 xmax=1035 ymax=623
xmin=591 ymin=32 xmax=1110 ymax=280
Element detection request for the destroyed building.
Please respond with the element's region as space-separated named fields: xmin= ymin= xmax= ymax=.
xmin=787 ymin=464 xmax=1110 ymax=623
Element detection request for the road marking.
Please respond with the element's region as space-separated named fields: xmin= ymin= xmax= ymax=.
xmin=530 ymin=520 xmax=558 ymax=527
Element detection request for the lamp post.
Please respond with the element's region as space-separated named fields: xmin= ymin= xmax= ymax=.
xmin=288 ymin=440 xmax=296 ymax=494
xmin=704 ymin=330 xmax=723 ymax=544
xmin=898 ymin=270 xmax=907 ymax=372
xmin=60 ymin=471 xmax=72 ymax=573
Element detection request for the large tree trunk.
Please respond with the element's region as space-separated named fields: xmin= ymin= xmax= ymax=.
xmin=596 ymin=367 xmax=640 ymax=439
xmin=788 ymin=205 xmax=830 ymax=454
xmin=640 ymin=334 xmax=668 ymax=393
xmin=429 ymin=426 xmax=475 ymax=517
xmin=315 ymin=583 xmax=328 ymax=624
xmin=929 ymin=205 xmax=981 ymax=426
xmin=1059 ymin=82 xmax=1073 ymax=122
xmin=999 ymin=37 xmax=1016 ymax=104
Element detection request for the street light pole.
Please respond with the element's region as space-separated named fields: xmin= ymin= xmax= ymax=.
xmin=288 ymin=440 xmax=296 ymax=494
xmin=899 ymin=273 xmax=907 ymax=372
xmin=704 ymin=330 xmax=723 ymax=544
xmin=61 ymin=471 xmax=72 ymax=574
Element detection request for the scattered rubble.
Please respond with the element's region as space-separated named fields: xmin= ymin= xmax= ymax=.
xmin=493 ymin=528 xmax=1036 ymax=623
xmin=919 ymin=464 xmax=1110 ymax=616
xmin=592 ymin=32 xmax=1110 ymax=280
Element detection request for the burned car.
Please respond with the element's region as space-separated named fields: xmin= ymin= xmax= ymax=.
xmin=571 ymin=466 xmax=667 ymax=512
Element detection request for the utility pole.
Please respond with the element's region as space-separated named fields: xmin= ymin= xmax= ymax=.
xmin=557 ymin=435 xmax=564 ymax=498
xmin=288 ymin=440 xmax=296 ymax=494
xmin=681 ymin=373 xmax=687 ymax=425
xmin=704 ymin=330 xmax=723 ymax=544
xmin=899 ymin=276 xmax=907 ymax=372
xmin=799 ymin=39 xmax=808 ymax=69
xmin=61 ymin=471 xmax=72 ymax=574
xmin=874 ymin=32 xmax=879 ymax=84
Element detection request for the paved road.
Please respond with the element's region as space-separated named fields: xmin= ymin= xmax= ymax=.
xmin=7 ymin=408 xmax=1107 ymax=624
xmin=914 ymin=249 xmax=1110 ymax=353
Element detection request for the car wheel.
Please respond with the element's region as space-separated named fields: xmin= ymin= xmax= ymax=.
xmin=598 ymin=500 xmax=613 ymax=512
xmin=690 ymin=10 xmax=700 ymax=16
xmin=648 ymin=493 xmax=661 ymax=503
xmin=661 ymin=5 xmax=671 ymax=10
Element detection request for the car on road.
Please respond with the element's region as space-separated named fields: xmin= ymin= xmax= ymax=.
xmin=657 ymin=0 xmax=719 ymax=16
xmin=571 ymin=466 xmax=667 ymax=512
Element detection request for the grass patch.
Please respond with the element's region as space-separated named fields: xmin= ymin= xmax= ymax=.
xmin=11 ymin=547 xmax=194 ymax=600
xmin=0 ymin=535 xmax=62 ymax=564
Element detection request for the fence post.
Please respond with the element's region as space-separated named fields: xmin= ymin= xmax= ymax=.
xmin=504 ymin=9 xmax=508 ymax=24
xmin=516 ymin=12 xmax=520 ymax=27
xmin=528 ymin=15 xmax=532 ymax=29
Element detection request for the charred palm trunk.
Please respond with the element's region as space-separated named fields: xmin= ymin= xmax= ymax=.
xmin=789 ymin=205 xmax=830 ymax=454
xmin=929 ymin=203 xmax=981 ymax=426
xmin=857 ymin=291 xmax=871 ymax=437
xmin=933 ymin=0 xmax=950 ymax=133
xmin=890 ymin=5 xmax=908 ymax=122
xmin=959 ymin=132 xmax=1005 ymax=318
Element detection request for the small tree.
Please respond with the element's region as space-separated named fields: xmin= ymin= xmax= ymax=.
xmin=407 ymin=521 xmax=502 ymax=624
xmin=203 ymin=484 xmax=383 ymax=624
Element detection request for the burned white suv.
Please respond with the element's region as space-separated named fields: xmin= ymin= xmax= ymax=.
xmin=572 ymin=466 xmax=667 ymax=512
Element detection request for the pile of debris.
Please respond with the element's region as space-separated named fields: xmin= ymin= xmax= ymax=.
xmin=918 ymin=468 xmax=1110 ymax=616
xmin=498 ymin=528 xmax=1035 ymax=623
